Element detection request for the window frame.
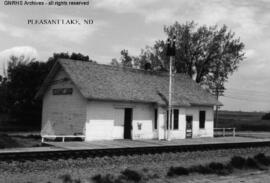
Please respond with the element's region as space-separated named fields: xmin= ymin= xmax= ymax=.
xmin=166 ymin=109 xmax=179 ymax=130
xmin=154 ymin=109 xmax=158 ymax=130
xmin=199 ymin=110 xmax=206 ymax=129
xmin=173 ymin=109 xmax=179 ymax=130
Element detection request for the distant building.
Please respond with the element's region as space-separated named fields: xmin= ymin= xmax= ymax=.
xmin=36 ymin=59 xmax=221 ymax=141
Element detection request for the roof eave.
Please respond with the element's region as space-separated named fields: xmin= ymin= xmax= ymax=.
xmin=34 ymin=61 xmax=61 ymax=100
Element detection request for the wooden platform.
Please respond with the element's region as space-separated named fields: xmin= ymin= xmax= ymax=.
xmin=1 ymin=136 xmax=270 ymax=155
xmin=44 ymin=136 xmax=270 ymax=150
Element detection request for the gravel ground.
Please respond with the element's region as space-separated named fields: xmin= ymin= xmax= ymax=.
xmin=0 ymin=146 xmax=270 ymax=183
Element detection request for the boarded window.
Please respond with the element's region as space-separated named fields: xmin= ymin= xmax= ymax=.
xmin=114 ymin=109 xmax=124 ymax=126
xmin=52 ymin=88 xmax=73 ymax=95
xmin=173 ymin=109 xmax=179 ymax=130
xmin=199 ymin=111 xmax=206 ymax=129
xmin=154 ymin=109 xmax=158 ymax=130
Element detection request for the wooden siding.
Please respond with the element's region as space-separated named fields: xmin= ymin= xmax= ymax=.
xmin=41 ymin=69 xmax=87 ymax=136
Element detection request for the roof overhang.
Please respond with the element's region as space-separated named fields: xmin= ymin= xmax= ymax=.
xmin=34 ymin=61 xmax=61 ymax=100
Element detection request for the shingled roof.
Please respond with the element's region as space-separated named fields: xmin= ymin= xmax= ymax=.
xmin=36 ymin=59 xmax=221 ymax=107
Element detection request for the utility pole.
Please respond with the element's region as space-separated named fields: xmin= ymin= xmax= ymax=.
xmin=211 ymin=62 xmax=224 ymax=128
xmin=166 ymin=35 xmax=176 ymax=141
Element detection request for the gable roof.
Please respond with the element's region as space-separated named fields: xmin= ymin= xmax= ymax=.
xmin=36 ymin=59 xmax=222 ymax=107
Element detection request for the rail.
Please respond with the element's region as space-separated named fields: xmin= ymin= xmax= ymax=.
xmin=214 ymin=128 xmax=236 ymax=137
xmin=1 ymin=140 xmax=270 ymax=162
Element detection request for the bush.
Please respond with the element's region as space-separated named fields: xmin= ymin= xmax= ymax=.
xmin=262 ymin=113 xmax=270 ymax=120
xmin=59 ymin=174 xmax=81 ymax=183
xmin=121 ymin=169 xmax=142 ymax=182
xmin=91 ymin=174 xmax=115 ymax=183
xmin=189 ymin=162 xmax=232 ymax=175
xmin=230 ymin=156 xmax=246 ymax=169
xmin=208 ymin=162 xmax=225 ymax=170
xmin=254 ymin=153 xmax=270 ymax=166
xmin=245 ymin=157 xmax=259 ymax=169
xmin=189 ymin=165 xmax=213 ymax=174
xmin=167 ymin=166 xmax=189 ymax=177
xmin=208 ymin=162 xmax=231 ymax=175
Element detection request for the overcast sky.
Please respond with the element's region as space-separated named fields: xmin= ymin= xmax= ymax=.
xmin=0 ymin=0 xmax=270 ymax=112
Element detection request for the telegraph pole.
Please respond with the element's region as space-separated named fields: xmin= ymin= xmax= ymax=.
xmin=166 ymin=35 xmax=176 ymax=141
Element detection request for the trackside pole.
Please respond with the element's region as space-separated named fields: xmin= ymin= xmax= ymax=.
xmin=167 ymin=56 xmax=173 ymax=141
xmin=166 ymin=35 xmax=176 ymax=141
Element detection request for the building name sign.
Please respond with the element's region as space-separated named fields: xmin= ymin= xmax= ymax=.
xmin=52 ymin=88 xmax=73 ymax=95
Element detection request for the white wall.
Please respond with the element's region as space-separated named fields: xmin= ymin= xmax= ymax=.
xmin=186 ymin=106 xmax=214 ymax=138
xmin=85 ymin=101 xmax=214 ymax=141
xmin=41 ymin=69 xmax=87 ymax=136
xmin=85 ymin=101 xmax=157 ymax=141
xmin=169 ymin=108 xmax=187 ymax=139
xmin=159 ymin=106 xmax=214 ymax=140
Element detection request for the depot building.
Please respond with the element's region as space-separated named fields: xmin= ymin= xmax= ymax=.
xmin=36 ymin=59 xmax=221 ymax=141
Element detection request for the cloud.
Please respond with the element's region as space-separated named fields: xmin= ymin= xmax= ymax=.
xmin=0 ymin=13 xmax=29 ymax=38
xmin=0 ymin=12 xmax=105 ymax=45
xmin=0 ymin=46 xmax=38 ymax=60
xmin=96 ymin=0 xmax=267 ymax=42
xmin=0 ymin=46 xmax=39 ymax=75
xmin=95 ymin=0 xmax=157 ymax=14
xmin=0 ymin=12 xmax=8 ymax=18
xmin=39 ymin=15 xmax=105 ymax=44
xmin=144 ymin=8 xmax=177 ymax=24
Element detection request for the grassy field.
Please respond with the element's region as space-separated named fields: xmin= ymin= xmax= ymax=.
xmin=0 ymin=134 xmax=41 ymax=148
xmin=217 ymin=110 xmax=270 ymax=131
xmin=0 ymin=113 xmax=40 ymax=132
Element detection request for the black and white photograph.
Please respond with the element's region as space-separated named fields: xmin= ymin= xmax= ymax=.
xmin=0 ymin=0 xmax=270 ymax=182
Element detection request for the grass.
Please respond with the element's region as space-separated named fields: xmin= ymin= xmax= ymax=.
xmin=166 ymin=153 xmax=270 ymax=179
xmin=0 ymin=133 xmax=41 ymax=148
xmin=1 ymin=147 xmax=270 ymax=183
xmin=89 ymin=153 xmax=270 ymax=183
xmin=217 ymin=111 xmax=270 ymax=131
xmin=0 ymin=134 xmax=20 ymax=148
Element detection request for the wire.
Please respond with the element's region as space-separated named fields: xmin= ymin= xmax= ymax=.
xmin=222 ymin=95 xmax=270 ymax=104
xmin=226 ymin=87 xmax=270 ymax=95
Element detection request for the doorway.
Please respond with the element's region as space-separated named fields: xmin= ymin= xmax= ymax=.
xmin=124 ymin=108 xmax=133 ymax=139
xmin=186 ymin=115 xmax=193 ymax=138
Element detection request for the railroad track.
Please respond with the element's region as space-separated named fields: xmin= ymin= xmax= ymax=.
xmin=1 ymin=140 xmax=270 ymax=162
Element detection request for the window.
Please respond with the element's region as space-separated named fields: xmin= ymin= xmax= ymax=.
xmin=166 ymin=109 xmax=178 ymax=130
xmin=154 ymin=109 xmax=158 ymax=130
xmin=199 ymin=111 xmax=206 ymax=129
xmin=173 ymin=109 xmax=179 ymax=130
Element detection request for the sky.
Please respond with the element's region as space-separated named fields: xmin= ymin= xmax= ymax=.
xmin=0 ymin=0 xmax=270 ymax=112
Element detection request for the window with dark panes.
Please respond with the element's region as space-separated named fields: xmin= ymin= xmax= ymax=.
xmin=173 ymin=109 xmax=179 ymax=129
xmin=154 ymin=109 xmax=158 ymax=130
xmin=199 ymin=111 xmax=206 ymax=129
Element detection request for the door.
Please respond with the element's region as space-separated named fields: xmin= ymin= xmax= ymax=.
xmin=186 ymin=115 xmax=193 ymax=138
xmin=124 ymin=108 xmax=133 ymax=139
